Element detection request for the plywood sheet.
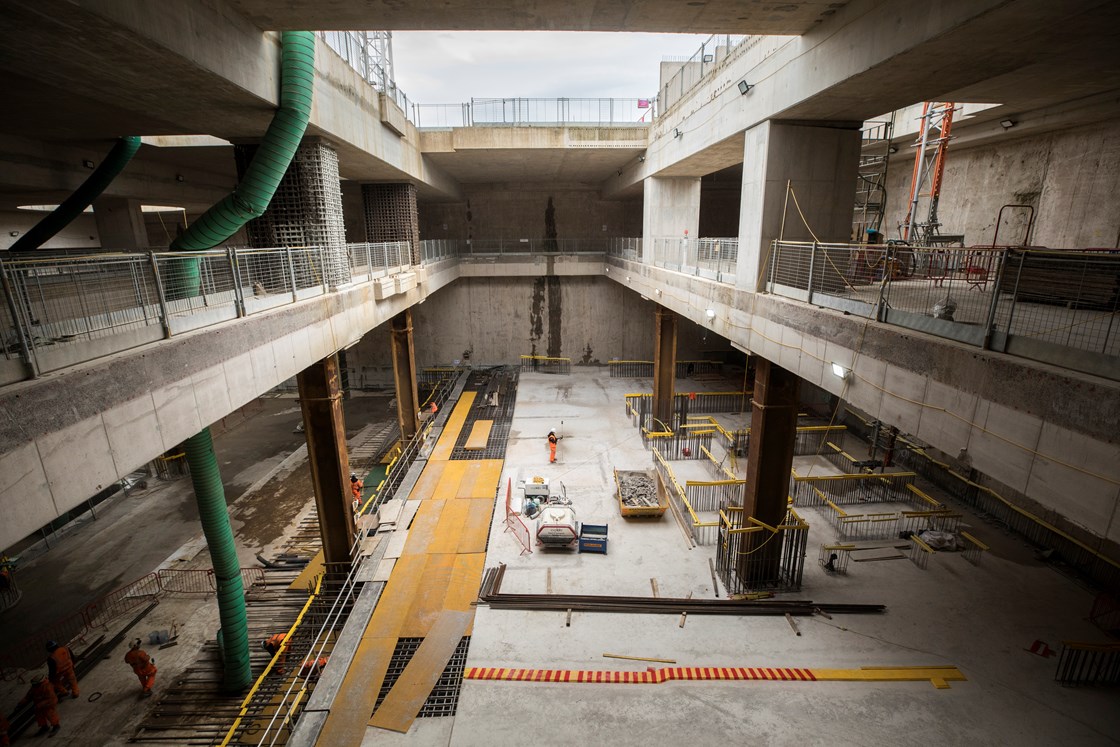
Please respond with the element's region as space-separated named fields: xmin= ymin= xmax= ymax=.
xmin=464 ymin=419 xmax=493 ymax=450
xmin=457 ymin=499 xmax=494 ymax=554
xmin=430 ymin=392 xmax=476 ymax=461
xmin=399 ymin=553 xmax=456 ymax=637
xmin=368 ymin=610 xmax=473 ymax=733
xmin=288 ymin=548 xmax=325 ymax=591
xmin=400 ymin=500 xmax=444 ymax=556
xmin=383 ymin=532 xmax=408 ymax=560
xmin=427 ymin=499 xmax=472 ymax=554
xmin=430 ymin=460 xmax=468 ymax=500
xmin=406 ymin=461 xmax=445 ymax=502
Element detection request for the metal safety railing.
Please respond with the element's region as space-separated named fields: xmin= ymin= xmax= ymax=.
xmin=789 ymin=468 xmax=918 ymax=508
xmin=652 ymin=447 xmax=720 ymax=546
xmin=519 ymin=355 xmax=571 ymax=375
xmin=645 ymin=237 xmax=739 ymax=281
xmin=1054 ymin=642 xmax=1120 ymax=687
xmin=0 ymin=566 xmax=265 ymax=677
xmin=716 ymin=506 xmax=809 ymax=595
xmin=0 ymin=242 xmax=408 ymax=381
xmin=607 ymin=359 xmax=724 ymax=378
xmin=762 ymin=240 xmax=1120 ymax=381
xmin=413 ymin=97 xmax=654 ymax=128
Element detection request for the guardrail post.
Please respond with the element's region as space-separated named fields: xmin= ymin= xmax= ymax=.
xmin=229 ymin=247 xmax=245 ymax=318
xmin=981 ymin=250 xmax=1006 ymax=350
xmin=148 ymin=252 xmax=173 ymax=339
xmin=806 ymin=241 xmax=818 ymax=304
xmin=0 ymin=259 xmax=39 ymax=378
xmin=1000 ymin=251 xmax=1026 ymax=346
xmin=767 ymin=240 xmax=778 ymax=292
xmin=286 ymin=246 xmax=298 ymax=301
xmin=318 ymin=246 xmax=329 ymax=292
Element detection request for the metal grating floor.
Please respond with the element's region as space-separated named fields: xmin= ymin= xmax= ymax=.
xmin=450 ymin=367 xmax=519 ymax=460
xmin=374 ymin=636 xmax=472 ymax=718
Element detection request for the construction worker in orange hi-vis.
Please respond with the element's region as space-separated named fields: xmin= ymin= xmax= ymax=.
xmin=430 ymin=401 xmax=438 ymax=415
xmin=46 ymin=640 xmax=79 ymax=698
xmin=350 ymin=472 xmax=364 ymax=512
xmin=125 ymin=638 xmax=157 ymax=697
xmin=18 ymin=673 xmax=60 ymax=737
xmin=547 ymin=429 xmax=559 ymax=463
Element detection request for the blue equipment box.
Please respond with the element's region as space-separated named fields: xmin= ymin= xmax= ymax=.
xmin=579 ymin=523 xmax=609 ymax=555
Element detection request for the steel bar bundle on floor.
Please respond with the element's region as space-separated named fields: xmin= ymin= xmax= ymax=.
xmin=477 ymin=565 xmax=883 ymax=616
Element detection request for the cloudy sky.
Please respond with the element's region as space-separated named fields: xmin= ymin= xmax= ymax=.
xmin=392 ymin=31 xmax=710 ymax=103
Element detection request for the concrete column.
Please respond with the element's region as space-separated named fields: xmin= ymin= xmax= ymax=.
xmin=740 ymin=358 xmax=799 ymax=581
xmin=736 ymin=121 xmax=861 ymax=290
xmin=642 ymin=176 xmax=701 ymax=264
xmin=235 ymin=139 xmax=349 ymax=285
xmin=362 ymin=183 xmax=420 ymax=264
xmin=652 ymin=309 xmax=677 ymax=429
xmin=390 ymin=309 xmax=420 ymax=440
xmin=296 ymin=354 xmax=355 ymax=568
xmin=93 ymin=196 xmax=148 ymax=249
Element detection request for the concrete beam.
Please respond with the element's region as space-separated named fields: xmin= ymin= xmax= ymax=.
xmin=0 ymin=259 xmax=461 ymax=551
xmin=605 ymin=0 xmax=1120 ymax=192
xmin=225 ymin=0 xmax=847 ymax=34
xmin=609 ymin=258 xmax=1120 ymax=549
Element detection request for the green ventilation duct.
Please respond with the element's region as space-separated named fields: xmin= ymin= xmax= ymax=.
xmin=9 ymin=136 xmax=141 ymax=253
xmin=166 ymin=30 xmax=316 ymax=693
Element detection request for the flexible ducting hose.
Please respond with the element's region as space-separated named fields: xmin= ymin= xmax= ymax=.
xmin=9 ymin=136 xmax=141 ymax=253
xmin=182 ymin=430 xmax=252 ymax=691
xmin=168 ymin=30 xmax=316 ymax=693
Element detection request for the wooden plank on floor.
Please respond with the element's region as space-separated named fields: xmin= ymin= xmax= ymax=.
xmin=851 ymin=548 xmax=906 ymax=562
xmin=368 ymin=609 xmax=473 ymax=733
xmin=405 ymin=461 xmax=446 ymax=502
xmin=464 ymin=419 xmax=493 ymax=450
xmin=288 ymin=548 xmax=325 ymax=591
xmin=431 ymin=392 xmax=476 ymax=461
xmin=399 ymin=553 xmax=456 ymax=637
xmin=457 ymin=499 xmax=494 ymax=554
xmin=430 ymin=460 xmax=469 ymax=500
xmin=427 ymin=499 xmax=472 ymax=554
xmin=316 ymin=636 xmax=397 ymax=747
xmin=453 ymin=462 xmax=483 ymax=500
xmin=472 ymin=460 xmax=505 ymax=498
xmin=400 ymin=500 xmax=445 ymax=556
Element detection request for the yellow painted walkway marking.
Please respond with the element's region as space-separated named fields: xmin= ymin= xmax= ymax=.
xmin=464 ymin=419 xmax=493 ymax=450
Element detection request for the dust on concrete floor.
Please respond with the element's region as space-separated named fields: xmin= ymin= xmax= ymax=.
xmin=439 ymin=369 xmax=1118 ymax=747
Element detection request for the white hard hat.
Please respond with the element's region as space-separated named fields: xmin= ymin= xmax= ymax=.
xmin=549 ymin=428 xmax=556 ymax=434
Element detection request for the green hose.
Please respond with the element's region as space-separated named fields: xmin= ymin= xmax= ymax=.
xmin=182 ymin=430 xmax=252 ymax=691
xmin=9 ymin=136 xmax=141 ymax=253
xmin=166 ymin=30 xmax=316 ymax=693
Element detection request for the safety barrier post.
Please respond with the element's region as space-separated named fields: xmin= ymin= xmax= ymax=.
xmin=148 ymin=252 xmax=173 ymax=339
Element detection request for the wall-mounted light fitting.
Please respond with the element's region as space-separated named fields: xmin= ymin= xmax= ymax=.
xmin=638 ymin=155 xmax=646 ymax=162
xmin=175 ymin=174 xmax=185 ymax=182
xmin=1000 ymin=119 xmax=1016 ymax=130
xmin=626 ymin=276 xmax=631 ymax=282
xmin=8 ymin=231 xmax=19 ymax=237
xmin=737 ymin=80 xmax=753 ymax=95
xmin=82 ymin=159 xmax=95 ymax=169
xmin=655 ymin=289 xmax=662 ymax=296
xmin=831 ymin=362 xmax=851 ymax=379
xmin=673 ymin=128 xmax=683 ymax=138
xmin=705 ymin=307 xmax=716 ymax=319
xmin=888 ymin=145 xmax=899 ymax=154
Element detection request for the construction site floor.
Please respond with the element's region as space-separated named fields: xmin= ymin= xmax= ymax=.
xmin=368 ymin=369 xmax=1117 ymax=746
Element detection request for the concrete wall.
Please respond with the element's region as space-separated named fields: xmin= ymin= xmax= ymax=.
xmin=417 ymin=183 xmax=641 ymax=241
xmin=614 ymin=257 xmax=1120 ymax=556
xmin=882 ymin=120 xmax=1120 ymax=248
xmin=0 ymin=211 xmax=101 ymax=251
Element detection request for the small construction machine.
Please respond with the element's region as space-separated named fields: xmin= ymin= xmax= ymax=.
xmin=522 ymin=476 xmax=579 ymax=549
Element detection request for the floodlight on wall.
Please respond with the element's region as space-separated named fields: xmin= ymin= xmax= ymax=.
xmin=831 ymin=362 xmax=851 ymax=380
xmin=703 ymin=54 xmax=714 ymax=63
xmin=888 ymin=145 xmax=899 ymax=154
xmin=705 ymin=307 xmax=716 ymax=319
xmin=1000 ymin=119 xmax=1016 ymax=130
xmin=673 ymin=128 xmax=683 ymax=138
xmin=638 ymin=155 xmax=646 ymax=162
xmin=737 ymin=80 xmax=754 ymax=95
xmin=82 ymin=159 xmax=95 ymax=169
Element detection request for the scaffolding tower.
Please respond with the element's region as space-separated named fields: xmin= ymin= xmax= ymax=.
xmin=900 ymin=102 xmax=959 ymax=246
xmin=852 ymin=114 xmax=895 ymax=240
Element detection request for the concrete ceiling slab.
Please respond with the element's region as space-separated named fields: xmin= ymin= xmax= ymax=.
xmin=225 ymin=1 xmax=851 ymax=34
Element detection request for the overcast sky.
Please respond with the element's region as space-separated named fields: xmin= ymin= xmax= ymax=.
xmin=392 ymin=31 xmax=710 ymax=103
